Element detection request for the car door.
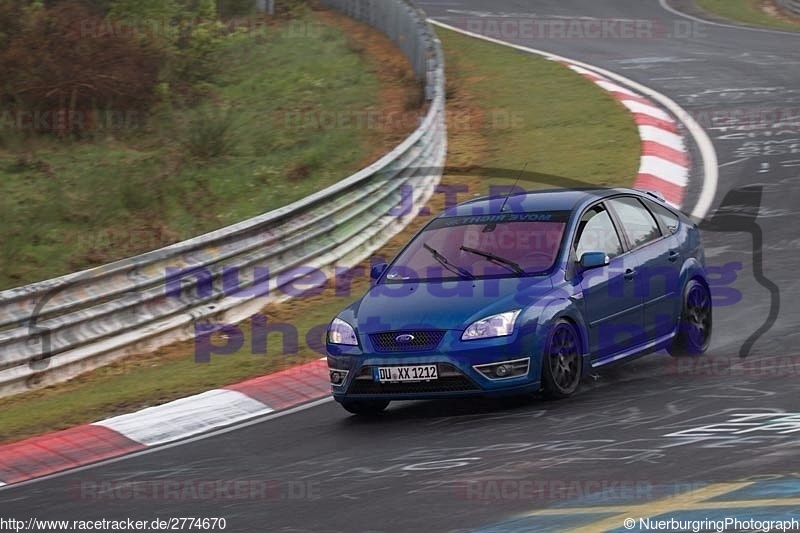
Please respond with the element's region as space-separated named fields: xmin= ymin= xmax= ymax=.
xmin=641 ymin=198 xmax=684 ymax=337
xmin=605 ymin=196 xmax=681 ymax=342
xmin=573 ymin=203 xmax=644 ymax=361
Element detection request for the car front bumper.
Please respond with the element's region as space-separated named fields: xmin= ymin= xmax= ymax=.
xmin=327 ymin=331 xmax=544 ymax=401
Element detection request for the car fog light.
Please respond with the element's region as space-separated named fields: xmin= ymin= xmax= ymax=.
xmin=473 ymin=358 xmax=530 ymax=381
xmin=329 ymin=369 xmax=348 ymax=385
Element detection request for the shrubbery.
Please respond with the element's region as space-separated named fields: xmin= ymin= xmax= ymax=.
xmin=0 ymin=1 xmax=161 ymax=138
xmin=0 ymin=0 xmax=295 ymax=140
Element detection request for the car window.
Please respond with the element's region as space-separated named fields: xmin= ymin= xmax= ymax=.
xmin=607 ymin=197 xmax=661 ymax=249
xmin=643 ymin=198 xmax=680 ymax=234
xmin=384 ymin=213 xmax=570 ymax=281
xmin=574 ymin=205 xmax=623 ymax=259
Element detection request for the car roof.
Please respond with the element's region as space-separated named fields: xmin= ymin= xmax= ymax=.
xmin=440 ymin=187 xmax=661 ymax=217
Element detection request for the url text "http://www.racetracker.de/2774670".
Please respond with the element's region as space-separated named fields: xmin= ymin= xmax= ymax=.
xmin=0 ymin=517 xmax=229 ymax=532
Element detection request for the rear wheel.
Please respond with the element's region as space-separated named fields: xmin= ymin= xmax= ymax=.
xmin=542 ymin=320 xmax=582 ymax=399
xmin=669 ymin=279 xmax=712 ymax=357
xmin=339 ymin=399 xmax=390 ymax=416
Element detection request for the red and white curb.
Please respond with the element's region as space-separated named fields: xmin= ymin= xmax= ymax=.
xmin=0 ymin=360 xmax=330 ymax=486
xmin=565 ymin=63 xmax=690 ymax=207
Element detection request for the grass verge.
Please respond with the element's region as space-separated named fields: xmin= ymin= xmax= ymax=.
xmin=0 ymin=27 xmax=640 ymax=444
xmin=0 ymin=7 xmax=419 ymax=290
xmin=695 ymin=0 xmax=800 ymax=30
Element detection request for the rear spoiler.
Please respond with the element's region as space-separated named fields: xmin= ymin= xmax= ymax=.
xmin=636 ymin=189 xmax=667 ymax=203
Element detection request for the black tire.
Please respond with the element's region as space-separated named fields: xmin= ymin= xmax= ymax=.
xmin=339 ymin=399 xmax=390 ymax=416
xmin=668 ymin=279 xmax=712 ymax=357
xmin=541 ymin=320 xmax=583 ymax=399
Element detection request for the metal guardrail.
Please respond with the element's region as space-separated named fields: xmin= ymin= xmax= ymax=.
xmin=0 ymin=0 xmax=446 ymax=396
xmin=777 ymin=0 xmax=800 ymax=15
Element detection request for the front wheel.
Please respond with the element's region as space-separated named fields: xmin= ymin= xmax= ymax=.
xmin=541 ymin=320 xmax=583 ymax=399
xmin=668 ymin=279 xmax=712 ymax=357
xmin=339 ymin=399 xmax=390 ymax=416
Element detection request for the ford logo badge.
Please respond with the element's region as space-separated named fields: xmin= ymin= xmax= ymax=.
xmin=395 ymin=334 xmax=415 ymax=343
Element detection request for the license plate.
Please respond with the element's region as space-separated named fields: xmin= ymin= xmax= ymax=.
xmin=376 ymin=365 xmax=438 ymax=383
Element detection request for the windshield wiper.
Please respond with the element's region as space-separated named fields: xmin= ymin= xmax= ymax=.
xmin=423 ymin=243 xmax=475 ymax=280
xmin=459 ymin=245 xmax=524 ymax=275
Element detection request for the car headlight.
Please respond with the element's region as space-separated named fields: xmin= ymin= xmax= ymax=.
xmin=462 ymin=310 xmax=522 ymax=341
xmin=328 ymin=318 xmax=358 ymax=346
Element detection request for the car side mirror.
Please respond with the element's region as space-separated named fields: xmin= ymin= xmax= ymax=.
xmin=579 ymin=252 xmax=610 ymax=270
xmin=370 ymin=262 xmax=389 ymax=280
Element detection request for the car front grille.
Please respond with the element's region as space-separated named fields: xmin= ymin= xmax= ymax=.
xmin=369 ymin=330 xmax=446 ymax=353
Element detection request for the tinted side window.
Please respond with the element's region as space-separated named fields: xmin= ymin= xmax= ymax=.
xmin=608 ymin=197 xmax=661 ymax=249
xmin=644 ymin=198 xmax=680 ymax=234
xmin=575 ymin=205 xmax=624 ymax=259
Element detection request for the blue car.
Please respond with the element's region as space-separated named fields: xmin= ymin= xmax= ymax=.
xmin=326 ymin=188 xmax=711 ymax=415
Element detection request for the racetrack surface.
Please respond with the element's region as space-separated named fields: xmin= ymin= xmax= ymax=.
xmin=2 ymin=1 xmax=799 ymax=531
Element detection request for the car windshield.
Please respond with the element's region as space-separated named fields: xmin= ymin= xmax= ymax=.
xmin=384 ymin=212 xmax=569 ymax=282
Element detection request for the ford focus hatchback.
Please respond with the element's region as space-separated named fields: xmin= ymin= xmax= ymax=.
xmin=326 ymin=188 xmax=711 ymax=415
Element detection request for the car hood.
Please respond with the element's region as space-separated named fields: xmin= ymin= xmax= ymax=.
xmin=354 ymin=277 xmax=555 ymax=333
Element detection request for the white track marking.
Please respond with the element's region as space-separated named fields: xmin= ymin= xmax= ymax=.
xmin=94 ymin=389 xmax=273 ymax=446
xmin=719 ymin=158 xmax=750 ymax=168
xmin=595 ymin=80 xmax=638 ymax=96
xmin=567 ymin=64 xmax=603 ymax=77
xmin=639 ymin=125 xmax=685 ymax=152
xmin=619 ymin=100 xmax=673 ymax=121
xmin=639 ymin=156 xmax=689 ymax=186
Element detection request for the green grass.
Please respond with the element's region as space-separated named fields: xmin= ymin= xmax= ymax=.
xmin=0 ymin=28 xmax=639 ymax=444
xmin=0 ymin=10 xmax=384 ymax=290
xmin=695 ymin=0 xmax=800 ymax=30
xmin=437 ymin=29 xmax=639 ymax=189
